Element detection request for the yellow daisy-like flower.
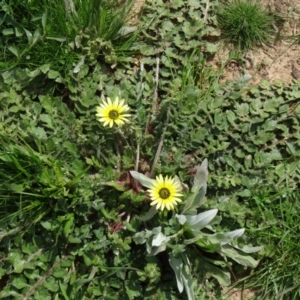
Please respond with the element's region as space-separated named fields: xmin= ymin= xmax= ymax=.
xmin=148 ymin=175 xmax=183 ymax=211
xmin=96 ymin=97 xmax=131 ymax=128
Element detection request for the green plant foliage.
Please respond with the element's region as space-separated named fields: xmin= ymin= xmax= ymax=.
xmin=0 ymin=0 xmax=137 ymax=89
xmin=234 ymin=188 xmax=300 ymax=300
xmin=132 ymin=161 xmax=261 ymax=299
xmin=217 ymin=0 xmax=276 ymax=51
xmin=0 ymin=0 xmax=300 ymax=299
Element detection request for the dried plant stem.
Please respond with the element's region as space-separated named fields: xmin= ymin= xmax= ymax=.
xmin=21 ymin=256 xmax=67 ymax=300
xmin=134 ymin=62 xmax=144 ymax=171
xmin=145 ymin=55 xmax=160 ymax=135
xmin=149 ymin=107 xmax=170 ymax=178
xmin=135 ymin=142 xmax=140 ymax=171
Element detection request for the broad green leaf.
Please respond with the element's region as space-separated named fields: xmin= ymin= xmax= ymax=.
xmin=169 ymin=253 xmax=195 ymax=300
xmin=191 ymin=159 xmax=208 ymax=193
xmin=205 ymin=229 xmax=245 ymax=245
xmin=220 ymin=245 xmax=259 ymax=268
xmin=138 ymin=206 xmax=157 ymax=221
xmin=15 ymin=27 xmax=22 ymax=37
xmin=32 ymin=28 xmax=41 ymax=44
xmin=2 ymin=28 xmax=14 ymax=35
xmin=234 ymin=245 xmax=264 ymax=254
xmin=190 ymin=186 xmax=206 ymax=209
xmin=176 ymin=214 xmax=187 ymax=225
xmin=181 ymin=265 xmax=195 ymax=300
xmin=23 ymin=28 xmax=33 ymax=44
xmin=169 ymin=254 xmax=184 ymax=293
xmin=133 ymin=230 xmax=152 ymax=245
xmin=152 ymin=232 xmax=168 ymax=247
xmin=8 ymin=46 xmax=19 ymax=58
xmin=68 ymin=236 xmax=81 ymax=244
xmin=147 ymin=243 xmax=167 ymax=256
xmin=48 ymin=70 xmax=60 ymax=79
xmin=130 ymin=171 xmax=155 ymax=188
xmin=26 ymin=68 xmax=40 ymax=78
xmin=73 ymin=57 xmax=85 ymax=73
xmin=39 ymin=64 xmax=50 ymax=74
xmin=185 ymin=209 xmax=218 ymax=231
xmin=42 ymin=10 xmax=47 ymax=30
xmin=102 ymin=181 xmax=126 ymax=191
xmin=204 ymin=262 xmax=231 ymax=286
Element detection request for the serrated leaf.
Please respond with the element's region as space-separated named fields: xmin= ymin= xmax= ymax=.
xmin=125 ymin=280 xmax=142 ymax=300
xmin=173 ymin=0 xmax=185 ymax=8
xmin=12 ymin=275 xmax=29 ymax=289
xmin=206 ymin=42 xmax=218 ymax=53
xmin=63 ymin=213 xmax=74 ymax=238
xmin=30 ymin=127 xmax=47 ymax=139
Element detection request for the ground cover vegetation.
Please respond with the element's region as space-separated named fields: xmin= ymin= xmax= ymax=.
xmin=0 ymin=0 xmax=300 ymax=299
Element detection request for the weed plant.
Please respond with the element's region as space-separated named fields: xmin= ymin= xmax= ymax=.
xmin=238 ymin=188 xmax=300 ymax=300
xmin=217 ymin=0 xmax=276 ymax=51
xmin=0 ymin=0 xmax=300 ymax=299
xmin=0 ymin=0 xmax=136 ymax=82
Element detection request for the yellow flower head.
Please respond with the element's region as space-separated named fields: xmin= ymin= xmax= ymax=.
xmin=96 ymin=97 xmax=131 ymax=128
xmin=148 ymin=175 xmax=182 ymax=211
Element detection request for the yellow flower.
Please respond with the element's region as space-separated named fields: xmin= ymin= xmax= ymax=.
xmin=96 ymin=97 xmax=131 ymax=128
xmin=148 ymin=175 xmax=182 ymax=211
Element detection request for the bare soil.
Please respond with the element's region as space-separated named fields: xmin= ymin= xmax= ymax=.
xmin=210 ymin=0 xmax=300 ymax=85
xmin=223 ymin=287 xmax=256 ymax=300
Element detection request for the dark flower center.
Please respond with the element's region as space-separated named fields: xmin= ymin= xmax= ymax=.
xmin=159 ymin=188 xmax=171 ymax=200
xmin=109 ymin=110 xmax=119 ymax=120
